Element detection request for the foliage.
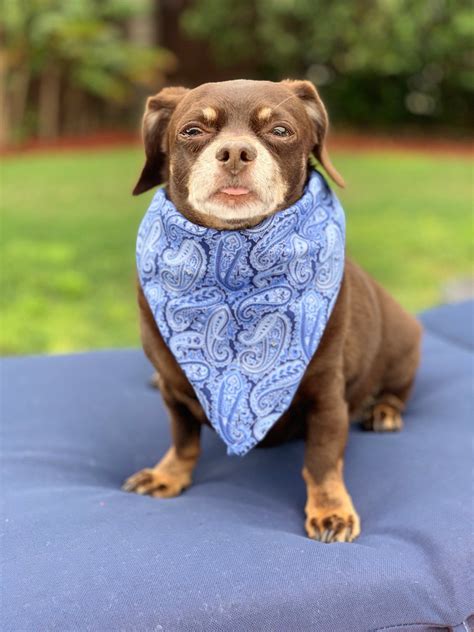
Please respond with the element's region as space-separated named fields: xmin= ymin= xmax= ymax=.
xmin=0 ymin=0 xmax=174 ymax=140
xmin=182 ymin=0 xmax=473 ymax=128
xmin=1 ymin=147 xmax=472 ymax=355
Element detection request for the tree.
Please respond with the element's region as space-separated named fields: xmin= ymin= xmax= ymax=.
xmin=0 ymin=0 xmax=174 ymax=143
xmin=182 ymin=0 xmax=473 ymax=129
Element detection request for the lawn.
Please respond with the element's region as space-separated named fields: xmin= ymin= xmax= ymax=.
xmin=1 ymin=147 xmax=472 ymax=355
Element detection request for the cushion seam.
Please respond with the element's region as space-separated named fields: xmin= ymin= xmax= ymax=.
xmin=370 ymin=614 xmax=474 ymax=631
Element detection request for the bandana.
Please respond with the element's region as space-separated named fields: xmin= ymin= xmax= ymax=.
xmin=137 ymin=170 xmax=345 ymax=455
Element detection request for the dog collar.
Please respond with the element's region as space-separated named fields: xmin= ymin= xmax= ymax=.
xmin=137 ymin=170 xmax=345 ymax=455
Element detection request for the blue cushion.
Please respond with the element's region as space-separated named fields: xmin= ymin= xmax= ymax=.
xmin=2 ymin=302 xmax=473 ymax=631
xmin=419 ymin=299 xmax=474 ymax=350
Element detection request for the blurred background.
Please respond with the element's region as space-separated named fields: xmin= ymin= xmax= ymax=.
xmin=1 ymin=0 xmax=472 ymax=355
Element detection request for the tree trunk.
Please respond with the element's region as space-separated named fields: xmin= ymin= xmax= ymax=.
xmin=0 ymin=53 xmax=9 ymax=147
xmin=64 ymin=82 xmax=85 ymax=134
xmin=38 ymin=64 xmax=61 ymax=138
xmin=0 ymin=53 xmax=31 ymax=147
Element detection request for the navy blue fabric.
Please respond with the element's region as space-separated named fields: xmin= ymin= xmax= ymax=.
xmin=419 ymin=300 xmax=474 ymax=350
xmin=1 ymin=302 xmax=473 ymax=632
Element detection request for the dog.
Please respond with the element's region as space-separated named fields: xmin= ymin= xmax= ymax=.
xmin=122 ymin=79 xmax=422 ymax=543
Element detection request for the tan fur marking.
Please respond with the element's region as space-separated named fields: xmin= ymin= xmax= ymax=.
xmin=122 ymin=438 xmax=200 ymax=498
xmin=362 ymin=401 xmax=404 ymax=432
xmin=257 ymin=106 xmax=273 ymax=122
xmin=202 ymin=107 xmax=218 ymax=123
xmin=302 ymin=463 xmax=361 ymax=542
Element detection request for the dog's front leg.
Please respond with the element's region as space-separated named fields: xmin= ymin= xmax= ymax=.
xmin=302 ymin=373 xmax=360 ymax=543
xmin=122 ymin=381 xmax=202 ymax=498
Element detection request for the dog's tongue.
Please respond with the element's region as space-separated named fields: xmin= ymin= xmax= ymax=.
xmin=220 ymin=187 xmax=250 ymax=196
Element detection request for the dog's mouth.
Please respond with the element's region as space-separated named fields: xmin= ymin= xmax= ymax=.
xmin=220 ymin=186 xmax=250 ymax=196
xmin=211 ymin=185 xmax=258 ymax=206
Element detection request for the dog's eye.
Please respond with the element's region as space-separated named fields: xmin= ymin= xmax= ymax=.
xmin=181 ymin=126 xmax=204 ymax=137
xmin=271 ymin=126 xmax=292 ymax=137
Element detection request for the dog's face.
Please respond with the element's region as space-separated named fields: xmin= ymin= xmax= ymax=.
xmin=133 ymin=79 xmax=343 ymax=229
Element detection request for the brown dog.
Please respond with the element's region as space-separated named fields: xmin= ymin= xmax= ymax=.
xmin=123 ymin=79 xmax=422 ymax=543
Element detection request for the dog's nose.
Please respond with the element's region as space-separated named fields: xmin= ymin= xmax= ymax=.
xmin=215 ymin=141 xmax=257 ymax=174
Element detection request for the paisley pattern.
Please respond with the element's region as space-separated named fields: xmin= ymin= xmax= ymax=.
xmin=137 ymin=170 xmax=345 ymax=455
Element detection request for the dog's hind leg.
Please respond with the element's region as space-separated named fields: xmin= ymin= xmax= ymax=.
xmin=362 ymin=325 xmax=422 ymax=432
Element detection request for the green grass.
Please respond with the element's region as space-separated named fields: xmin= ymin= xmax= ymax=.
xmin=1 ymin=147 xmax=472 ymax=355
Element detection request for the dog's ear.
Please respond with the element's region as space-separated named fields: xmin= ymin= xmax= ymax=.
xmin=133 ymin=86 xmax=190 ymax=196
xmin=281 ymin=79 xmax=345 ymax=188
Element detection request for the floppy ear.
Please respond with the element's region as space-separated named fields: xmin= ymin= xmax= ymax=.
xmin=133 ymin=86 xmax=190 ymax=196
xmin=282 ymin=80 xmax=345 ymax=188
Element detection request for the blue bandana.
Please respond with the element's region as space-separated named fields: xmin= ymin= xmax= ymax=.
xmin=137 ymin=170 xmax=345 ymax=455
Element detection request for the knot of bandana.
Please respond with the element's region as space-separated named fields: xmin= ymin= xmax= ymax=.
xmin=137 ymin=170 xmax=345 ymax=455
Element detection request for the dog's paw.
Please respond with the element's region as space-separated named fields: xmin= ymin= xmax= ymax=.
xmin=122 ymin=467 xmax=191 ymax=498
xmin=305 ymin=507 xmax=361 ymax=543
xmin=362 ymin=402 xmax=403 ymax=432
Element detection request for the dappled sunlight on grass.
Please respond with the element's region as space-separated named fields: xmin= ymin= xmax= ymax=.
xmin=1 ymin=148 xmax=472 ymax=354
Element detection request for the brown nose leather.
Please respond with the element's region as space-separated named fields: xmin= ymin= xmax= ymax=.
xmin=215 ymin=141 xmax=257 ymax=174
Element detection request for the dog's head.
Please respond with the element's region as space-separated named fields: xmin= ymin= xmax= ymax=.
xmin=133 ymin=79 xmax=344 ymax=229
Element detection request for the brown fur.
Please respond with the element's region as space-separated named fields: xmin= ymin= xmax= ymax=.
xmin=123 ymin=79 xmax=422 ymax=543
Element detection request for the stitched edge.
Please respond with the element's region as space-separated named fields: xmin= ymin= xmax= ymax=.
xmin=370 ymin=615 xmax=474 ymax=632
xmin=371 ymin=623 xmax=444 ymax=631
